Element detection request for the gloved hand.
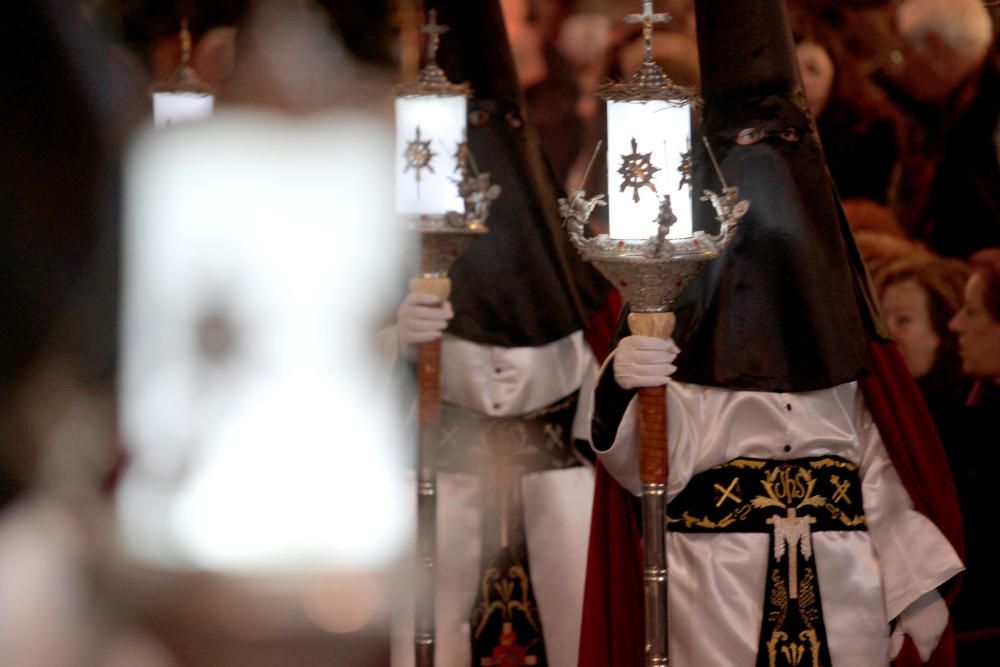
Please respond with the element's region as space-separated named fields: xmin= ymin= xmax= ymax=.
xmin=889 ymin=590 xmax=949 ymax=662
xmin=397 ymin=291 xmax=454 ymax=349
xmin=612 ymin=335 xmax=680 ymax=389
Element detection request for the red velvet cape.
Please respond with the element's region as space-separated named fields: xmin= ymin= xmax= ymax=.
xmin=577 ymin=339 xmax=964 ymax=667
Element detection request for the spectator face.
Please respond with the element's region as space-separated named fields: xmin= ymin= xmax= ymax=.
xmin=949 ymin=272 xmax=1000 ymax=383
xmin=882 ymin=278 xmax=940 ymax=377
xmin=795 ymin=40 xmax=834 ymax=118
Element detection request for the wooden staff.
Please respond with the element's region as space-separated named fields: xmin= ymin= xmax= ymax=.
xmin=627 ymin=310 xmax=676 ymax=667
xmin=410 ymin=275 xmax=451 ymax=667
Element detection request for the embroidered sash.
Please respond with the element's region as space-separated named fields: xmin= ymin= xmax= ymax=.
xmin=667 ymin=456 xmax=867 ymax=667
xmin=433 ymin=393 xmax=582 ymax=666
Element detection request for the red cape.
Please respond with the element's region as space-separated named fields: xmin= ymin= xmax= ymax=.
xmin=577 ymin=339 xmax=964 ymax=667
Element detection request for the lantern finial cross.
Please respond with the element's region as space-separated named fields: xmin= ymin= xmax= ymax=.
xmin=624 ymin=1 xmax=671 ymax=64
xmin=420 ymin=9 xmax=449 ymax=67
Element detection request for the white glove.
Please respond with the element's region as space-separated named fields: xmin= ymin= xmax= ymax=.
xmin=397 ymin=291 xmax=454 ymax=348
xmin=613 ymin=335 xmax=680 ymax=389
xmin=889 ymin=590 xmax=949 ymax=662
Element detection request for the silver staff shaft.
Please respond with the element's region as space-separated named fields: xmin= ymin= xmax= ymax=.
xmin=642 ymin=481 xmax=669 ymax=666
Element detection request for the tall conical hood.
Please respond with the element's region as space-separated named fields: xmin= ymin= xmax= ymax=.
xmin=666 ymin=0 xmax=885 ymax=392
xmin=426 ymin=0 xmax=607 ymax=347
xmin=697 ymin=0 xmax=801 ymax=110
xmin=431 ymin=0 xmax=521 ymax=109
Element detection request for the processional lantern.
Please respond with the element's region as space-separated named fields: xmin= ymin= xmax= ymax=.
xmin=394 ymin=11 xmax=467 ymax=217
xmin=558 ymin=2 xmax=748 ymax=665
xmin=394 ymin=10 xmax=499 ymax=667
xmin=151 ymin=18 xmax=214 ymax=127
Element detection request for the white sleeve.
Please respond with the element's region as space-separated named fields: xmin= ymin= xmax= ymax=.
xmin=857 ymin=391 xmax=964 ymax=620
xmin=571 ymin=355 xmax=600 ymax=442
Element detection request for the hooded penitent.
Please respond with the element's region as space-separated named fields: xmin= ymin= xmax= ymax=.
xmin=580 ymin=2 xmax=963 ymax=667
xmin=668 ymin=0 xmax=885 ymax=392
xmin=420 ymin=2 xmax=609 ymax=664
xmin=428 ymin=0 xmax=607 ymax=348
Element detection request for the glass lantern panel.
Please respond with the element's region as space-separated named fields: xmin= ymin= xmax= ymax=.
xmin=153 ymin=91 xmax=214 ymax=128
xmin=606 ymin=100 xmax=692 ymax=240
xmin=394 ymin=94 xmax=467 ymax=216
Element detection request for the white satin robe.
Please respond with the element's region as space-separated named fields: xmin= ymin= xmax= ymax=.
xmin=392 ymin=331 xmax=597 ymax=667
xmin=596 ymin=362 xmax=964 ymax=667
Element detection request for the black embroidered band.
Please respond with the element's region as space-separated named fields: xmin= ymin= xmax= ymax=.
xmin=668 ymin=456 xmax=866 ymax=667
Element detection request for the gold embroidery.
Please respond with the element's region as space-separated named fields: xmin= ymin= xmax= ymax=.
xmin=715 ymin=477 xmax=743 ymax=506
xmin=752 ymin=495 xmax=786 ymax=510
xmin=765 ymin=565 xmax=825 ymax=666
xmin=680 ymin=511 xmax=718 ymax=529
xmin=755 ymin=466 xmax=827 ymax=511
xmin=823 ymin=502 xmax=866 ymax=527
xmin=726 ymin=459 xmax=768 ymax=470
xmin=768 ymin=568 xmax=789 ymax=629
xmin=799 ymin=568 xmax=820 ymax=628
xmin=780 ymin=642 xmax=806 ymax=666
xmin=830 ymin=475 xmax=852 ymax=504
xmin=810 ymin=458 xmax=858 ymax=471
xmin=473 ymin=565 xmax=541 ymax=639
xmin=761 ymin=465 xmax=821 ymax=507
xmin=836 ymin=513 xmax=866 ymax=528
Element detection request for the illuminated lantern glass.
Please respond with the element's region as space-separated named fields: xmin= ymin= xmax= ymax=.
xmin=394 ymin=94 xmax=467 ymax=216
xmin=606 ymin=100 xmax=692 ymax=240
xmin=152 ymin=91 xmax=214 ymax=128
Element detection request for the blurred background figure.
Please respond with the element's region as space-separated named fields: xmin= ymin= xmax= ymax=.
xmin=842 ymin=198 xmax=935 ymax=288
xmin=1 ymin=1 xmax=165 ymax=665
xmin=945 ymin=247 xmax=1000 ymax=664
xmin=790 ymin=4 xmax=904 ymax=205
xmin=114 ymin=0 xmax=242 ymax=89
xmin=877 ymin=257 xmax=972 ymax=454
xmin=501 ymin=0 xmax=585 ymax=184
xmin=882 ymin=0 xmax=999 ymax=257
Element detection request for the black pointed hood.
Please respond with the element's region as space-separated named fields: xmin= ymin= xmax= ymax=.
xmin=667 ymin=0 xmax=885 ymax=392
xmin=427 ymin=0 xmax=607 ymax=347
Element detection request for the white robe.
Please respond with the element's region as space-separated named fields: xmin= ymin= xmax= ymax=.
xmin=392 ymin=331 xmax=597 ymax=667
xmin=596 ymin=359 xmax=963 ymax=667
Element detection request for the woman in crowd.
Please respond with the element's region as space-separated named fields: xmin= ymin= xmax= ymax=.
xmin=945 ymin=247 xmax=1000 ymax=663
xmin=878 ymin=257 xmax=971 ymax=451
xmin=790 ymin=5 xmax=904 ymax=204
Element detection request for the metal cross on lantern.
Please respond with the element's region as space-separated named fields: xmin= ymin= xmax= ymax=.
xmin=624 ymin=0 xmax=671 ymax=64
xmin=419 ymin=9 xmax=448 ymax=67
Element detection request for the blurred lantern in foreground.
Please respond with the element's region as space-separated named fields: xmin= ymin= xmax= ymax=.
xmin=558 ymin=2 xmax=749 ymax=664
xmin=118 ymin=108 xmax=409 ymax=575
xmin=151 ymin=19 xmax=214 ymax=127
